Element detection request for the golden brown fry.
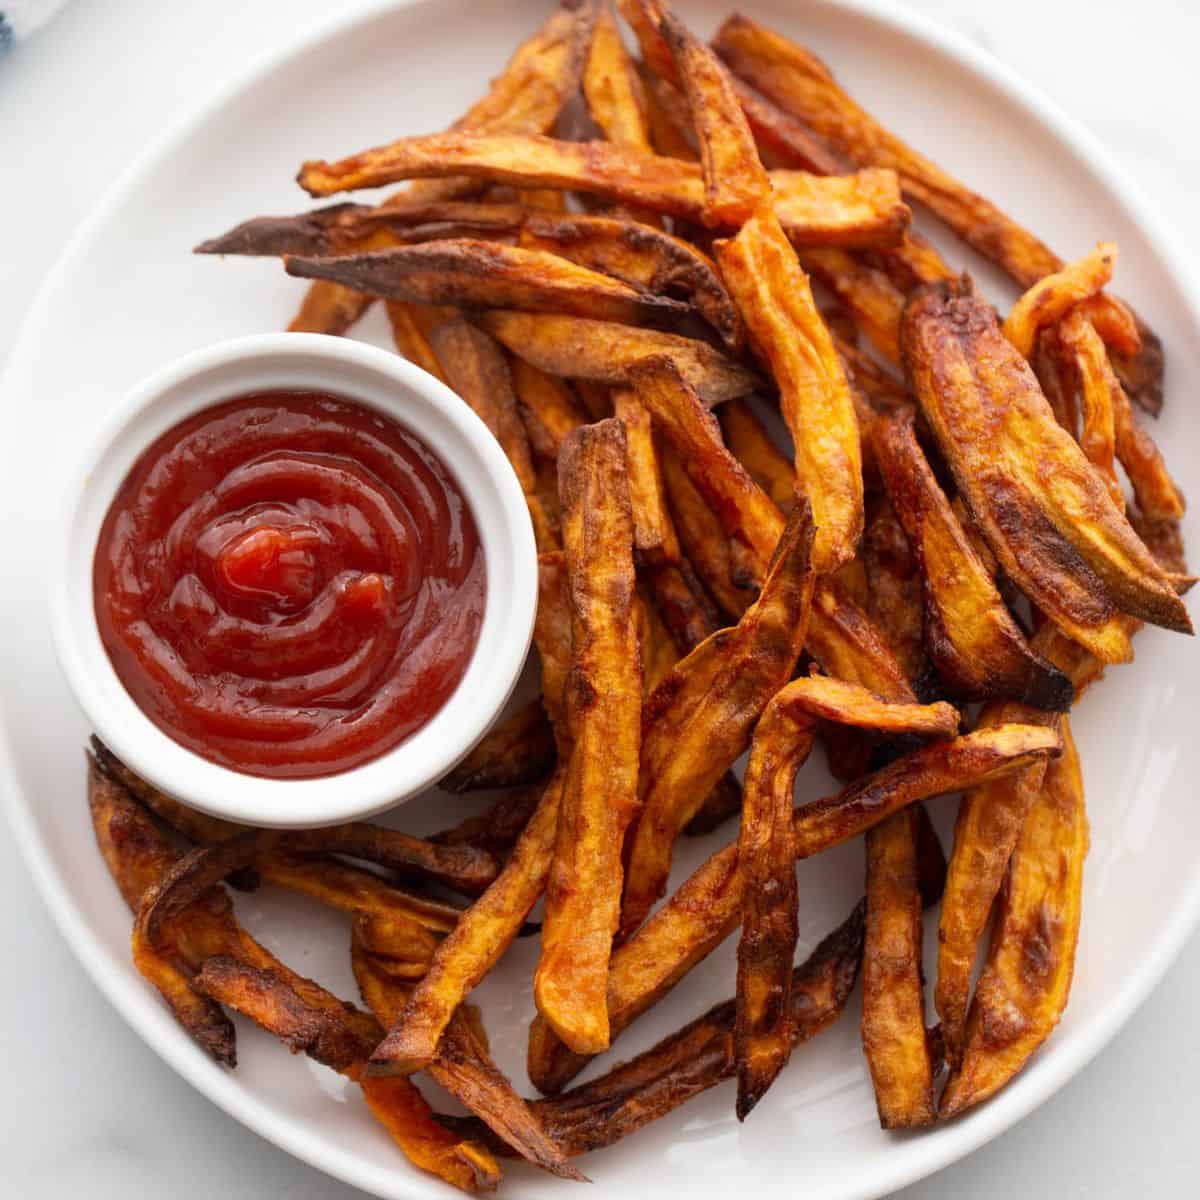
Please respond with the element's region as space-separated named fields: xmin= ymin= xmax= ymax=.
xmin=480 ymin=310 xmax=758 ymax=405
xmin=529 ymin=723 xmax=1059 ymax=1093
xmin=1112 ymin=369 xmax=1185 ymax=522
xmin=1001 ymin=243 xmax=1117 ymax=359
xmin=872 ymin=408 xmax=1073 ymax=708
xmin=730 ymin=71 xmax=846 ymax=174
xmin=612 ymin=387 xmax=682 ymax=566
xmin=440 ymin=699 xmax=556 ymax=793
xmin=860 ymin=493 xmax=926 ymax=685
xmin=940 ymin=718 xmax=1087 ymax=1117
xmin=433 ymin=788 xmax=542 ymax=858
xmin=619 ymin=502 xmax=816 ymax=940
xmin=584 ymin=6 xmax=652 ymax=154
xmin=861 ymin=807 xmax=936 ymax=1128
xmin=298 ymin=132 xmax=909 ymax=248
xmin=833 ymin=331 xmax=909 ymax=412
xmin=714 ymin=13 xmax=1161 ymax=414
xmin=287 ymin=278 xmax=375 ymax=334
xmin=535 ymin=553 xmax=574 ymax=738
xmin=644 ymin=557 xmax=722 ymax=654
xmin=285 ymin=239 xmax=692 ymax=327
xmin=659 ymin=8 xmax=770 ymax=227
xmin=386 ymin=300 xmax=450 ymax=383
xmin=799 ymin=246 xmax=903 ymax=365
xmin=370 ymin=771 xmax=566 ymax=1077
xmin=902 ymin=279 xmax=1189 ymax=660
xmin=716 ymin=202 xmax=863 ymax=571
xmin=511 ymin=357 xmax=587 ymax=460
xmin=536 ymin=421 xmax=643 ymax=1055
xmin=718 ymin=398 xmax=797 ymax=513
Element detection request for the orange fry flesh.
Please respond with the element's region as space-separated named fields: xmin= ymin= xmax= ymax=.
xmin=612 ymin=386 xmax=682 ymax=566
xmin=718 ymin=398 xmax=797 ymax=513
xmin=512 ymin=357 xmax=587 ymax=461
xmin=584 ymin=6 xmax=653 ymax=155
xmin=536 ymin=421 xmax=643 ymax=1055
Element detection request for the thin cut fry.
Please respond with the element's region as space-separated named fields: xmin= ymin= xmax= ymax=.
xmin=536 ymin=421 xmax=643 ymax=1055
xmin=799 ymin=246 xmax=903 ymax=365
xmin=718 ymin=398 xmax=796 ymax=513
xmin=716 ymin=201 xmax=863 ymax=571
xmin=433 ymin=788 xmax=542 ymax=858
xmin=441 ymin=699 xmax=556 ymax=793
xmin=612 ymin=386 xmax=682 ymax=565
xmin=511 ymin=357 xmax=587 ymax=460
xmin=860 ymin=493 xmax=926 ymax=685
xmin=940 ymin=718 xmax=1087 ymax=1117
xmin=584 ymin=6 xmax=653 ymax=155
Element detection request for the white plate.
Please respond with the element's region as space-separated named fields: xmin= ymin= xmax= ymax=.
xmin=2 ymin=2 xmax=1198 ymax=1198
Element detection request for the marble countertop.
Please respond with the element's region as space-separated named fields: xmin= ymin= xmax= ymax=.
xmin=2 ymin=1 xmax=1198 ymax=1196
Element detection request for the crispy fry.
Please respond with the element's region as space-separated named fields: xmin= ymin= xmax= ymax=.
xmin=1001 ymin=243 xmax=1117 ymax=359
xmin=713 ymin=14 xmax=1161 ymax=414
xmin=584 ymin=5 xmax=652 ymax=154
xmin=480 ymin=310 xmax=758 ymax=404
xmin=511 ymin=357 xmax=586 ymax=460
xmin=799 ymin=246 xmax=903 ymax=365
xmin=872 ymin=408 xmax=1073 ymax=708
xmin=716 ymin=201 xmax=863 ymax=571
xmin=285 ymin=239 xmax=693 ymax=327
xmin=535 ymin=553 xmax=574 ymax=737
xmin=718 ymin=398 xmax=796 ymax=512
xmin=298 ymin=132 xmax=909 ymax=248
xmin=1112 ymin=368 xmax=1185 ymax=522
xmin=619 ymin=502 xmax=816 ymax=939
xmin=441 ymin=699 xmax=556 ymax=793
xmin=286 ymin=279 xmax=375 ymax=334
xmin=730 ymin=72 xmax=846 ymax=173
xmin=433 ymin=788 xmax=542 ymax=858
xmin=529 ymin=723 xmax=1059 ymax=1093
xmin=940 ymin=718 xmax=1087 ymax=1118
xmin=536 ymin=420 xmax=643 ymax=1055
xmin=644 ymin=557 xmax=721 ymax=653
xmin=613 ymin=387 xmax=682 ymax=566
xmin=659 ymin=8 xmax=770 ymax=227
xmin=902 ymin=279 xmax=1190 ymax=660
xmin=833 ymin=331 xmax=908 ymax=412
xmin=370 ymin=770 xmax=566 ymax=1077
xmin=386 ymin=300 xmax=450 ymax=383
xmin=860 ymin=493 xmax=926 ymax=685
xmin=861 ymin=807 xmax=936 ymax=1128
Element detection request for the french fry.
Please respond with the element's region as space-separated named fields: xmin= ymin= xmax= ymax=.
xmin=432 ymin=788 xmax=543 ymax=858
xmin=584 ymin=5 xmax=653 ymax=155
xmin=511 ymin=357 xmax=587 ymax=460
xmin=536 ymin=420 xmax=643 ymax=1055
xmin=940 ymin=718 xmax=1088 ymax=1117
xmin=713 ymin=14 xmax=1163 ymax=415
xmin=860 ymin=493 xmax=926 ymax=685
xmin=298 ymin=132 xmax=909 ymax=248
xmin=644 ymin=557 xmax=723 ymax=653
xmin=799 ymin=247 xmax=903 ymax=365
xmin=619 ymin=502 xmax=816 ymax=940
xmin=370 ymin=770 xmax=566 ymax=1077
xmin=287 ymin=278 xmax=375 ymax=334
xmin=480 ymin=310 xmax=759 ymax=404
xmin=902 ymin=279 xmax=1190 ymax=660
xmin=611 ymin=387 xmax=682 ymax=566
xmin=872 ymin=408 xmax=1073 ymax=708
xmin=1001 ymin=243 xmax=1117 ymax=359
xmin=718 ymin=398 xmax=797 ymax=513
xmin=285 ymin=239 xmax=694 ymax=327
xmin=861 ymin=807 xmax=937 ymax=1128
xmin=440 ymin=699 xmax=557 ymax=793
xmin=833 ymin=331 xmax=909 ymax=412
xmin=387 ymin=300 xmax=451 ymax=383
xmin=535 ymin=553 xmax=574 ymax=738
xmin=716 ymin=201 xmax=863 ymax=571
xmin=529 ymin=723 xmax=1059 ymax=1093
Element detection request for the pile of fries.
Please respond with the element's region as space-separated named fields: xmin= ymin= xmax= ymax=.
xmin=88 ymin=1 xmax=1192 ymax=1189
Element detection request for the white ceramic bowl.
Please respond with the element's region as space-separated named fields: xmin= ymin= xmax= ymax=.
xmin=49 ymin=332 xmax=537 ymax=828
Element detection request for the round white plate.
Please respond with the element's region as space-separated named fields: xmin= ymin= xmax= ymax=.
xmin=2 ymin=2 xmax=1198 ymax=1198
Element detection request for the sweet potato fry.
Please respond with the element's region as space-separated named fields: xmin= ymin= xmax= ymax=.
xmin=528 ymin=723 xmax=1058 ymax=1093
xmin=441 ymin=699 xmax=556 ymax=793
xmin=872 ymin=408 xmax=1073 ymax=708
xmin=511 ymin=357 xmax=586 ymax=460
xmin=902 ymin=279 xmax=1190 ymax=660
xmin=370 ymin=770 xmax=566 ymax=1077
xmin=432 ymin=788 xmax=542 ymax=859
xmin=535 ymin=553 xmax=574 ymax=738
xmin=643 ymin=556 xmax=721 ymax=652
xmin=285 ymin=239 xmax=693 ymax=327
xmin=612 ymin=387 xmax=682 ymax=566
xmin=860 ymin=493 xmax=926 ymax=686
xmin=480 ymin=310 xmax=758 ymax=404
xmin=584 ymin=5 xmax=652 ymax=154
xmin=799 ymin=246 xmax=903 ymax=365
xmin=718 ymin=398 xmax=796 ymax=513
xmin=287 ymin=279 xmax=375 ymax=334
xmin=1112 ymin=370 xmax=1185 ymax=523
xmin=713 ymin=13 xmax=1162 ymax=415
xmin=940 ymin=718 xmax=1087 ymax=1117
xmin=619 ymin=502 xmax=816 ymax=940
xmin=536 ymin=421 xmax=643 ymax=1055
xmin=386 ymin=300 xmax=450 ymax=383
xmin=716 ymin=201 xmax=863 ymax=571
xmin=861 ymin=807 xmax=936 ymax=1128
xmin=298 ymin=132 xmax=908 ymax=248
xmin=833 ymin=331 xmax=909 ymax=412
xmin=1001 ymin=243 xmax=1117 ymax=359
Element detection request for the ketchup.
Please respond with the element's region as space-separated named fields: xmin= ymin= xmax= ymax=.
xmin=93 ymin=391 xmax=485 ymax=779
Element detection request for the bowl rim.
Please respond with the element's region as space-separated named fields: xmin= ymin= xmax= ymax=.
xmin=5 ymin=1 xmax=1200 ymax=1198
xmin=48 ymin=330 xmax=537 ymax=828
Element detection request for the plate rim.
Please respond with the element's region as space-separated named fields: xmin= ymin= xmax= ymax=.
xmin=4 ymin=1 xmax=1200 ymax=1197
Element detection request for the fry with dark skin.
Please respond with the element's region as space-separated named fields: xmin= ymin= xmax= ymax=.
xmin=861 ymin=806 xmax=936 ymax=1128
xmin=799 ymin=246 xmax=904 ymax=365
xmin=735 ymin=675 xmax=957 ymax=1118
xmin=440 ymin=699 xmax=556 ymax=793
xmin=480 ymin=310 xmax=759 ymax=405
xmin=387 ymin=300 xmax=451 ymax=383
xmin=716 ymin=200 xmax=863 ymax=572
xmin=613 ymin=387 xmax=682 ymax=566
xmin=511 ymin=357 xmax=587 ymax=461
xmin=713 ymin=13 xmax=1163 ymax=415
xmin=536 ymin=421 xmax=643 ymax=1055
xmin=432 ymin=788 xmax=543 ymax=858
xmin=528 ymin=722 xmax=1059 ymax=1094
xmin=940 ymin=718 xmax=1088 ymax=1117
xmin=297 ymin=132 xmax=910 ymax=249
xmin=902 ymin=279 xmax=1190 ymax=661
xmin=872 ymin=408 xmax=1073 ymax=708
xmin=285 ymin=239 xmax=694 ymax=327
xmin=619 ymin=501 xmax=817 ymax=940
xmin=860 ymin=492 xmax=926 ymax=685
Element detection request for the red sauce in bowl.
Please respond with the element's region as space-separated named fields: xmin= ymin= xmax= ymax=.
xmin=93 ymin=391 xmax=485 ymax=779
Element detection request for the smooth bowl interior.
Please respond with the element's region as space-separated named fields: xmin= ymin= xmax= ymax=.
xmin=51 ymin=332 xmax=537 ymax=827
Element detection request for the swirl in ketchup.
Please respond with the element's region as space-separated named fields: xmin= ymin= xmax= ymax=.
xmin=93 ymin=391 xmax=485 ymax=779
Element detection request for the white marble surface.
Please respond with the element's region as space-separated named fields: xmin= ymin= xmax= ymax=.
xmin=2 ymin=1 xmax=1198 ymax=1195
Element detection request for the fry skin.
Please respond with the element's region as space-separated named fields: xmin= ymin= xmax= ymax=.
xmin=860 ymin=493 xmax=926 ymax=685
xmin=536 ymin=421 xmax=643 ymax=1055
xmin=872 ymin=408 xmax=1073 ymax=708
xmin=511 ymin=356 xmax=587 ymax=461
xmin=440 ymin=698 xmax=556 ymax=793
xmin=716 ymin=201 xmax=863 ymax=571
xmin=940 ymin=718 xmax=1088 ymax=1118
xmin=902 ymin=279 xmax=1190 ymax=659
xmin=528 ymin=723 xmax=1059 ymax=1094
xmin=799 ymin=246 xmax=904 ymax=365
xmin=480 ymin=310 xmax=759 ymax=404
xmin=861 ymin=807 xmax=937 ymax=1128
xmin=612 ymin=386 xmax=682 ymax=566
